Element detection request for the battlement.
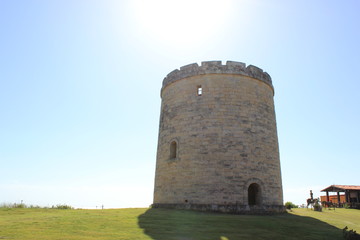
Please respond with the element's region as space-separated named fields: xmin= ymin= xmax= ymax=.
xmin=162 ymin=60 xmax=273 ymax=91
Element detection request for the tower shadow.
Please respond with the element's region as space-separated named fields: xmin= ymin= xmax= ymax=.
xmin=138 ymin=208 xmax=343 ymax=240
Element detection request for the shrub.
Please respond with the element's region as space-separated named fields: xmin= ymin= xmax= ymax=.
xmin=313 ymin=201 xmax=322 ymax=212
xmin=0 ymin=203 xmax=27 ymax=208
xmin=14 ymin=203 xmax=27 ymax=208
xmin=285 ymin=202 xmax=298 ymax=210
xmin=52 ymin=204 xmax=73 ymax=209
xmin=0 ymin=203 xmax=13 ymax=208
xmin=28 ymin=204 xmax=42 ymax=209
xmin=1 ymin=203 xmax=73 ymax=209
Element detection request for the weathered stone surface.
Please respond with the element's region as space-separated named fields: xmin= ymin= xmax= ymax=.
xmin=154 ymin=61 xmax=284 ymax=214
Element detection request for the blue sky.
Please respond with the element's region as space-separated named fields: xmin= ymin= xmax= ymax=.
xmin=1 ymin=0 xmax=359 ymax=208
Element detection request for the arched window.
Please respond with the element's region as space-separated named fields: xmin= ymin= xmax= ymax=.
xmin=248 ymin=183 xmax=262 ymax=206
xmin=170 ymin=141 xmax=177 ymax=159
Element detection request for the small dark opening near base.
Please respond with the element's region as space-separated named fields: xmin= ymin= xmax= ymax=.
xmin=248 ymin=183 xmax=261 ymax=205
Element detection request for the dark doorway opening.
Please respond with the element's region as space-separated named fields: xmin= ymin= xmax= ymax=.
xmin=248 ymin=183 xmax=261 ymax=206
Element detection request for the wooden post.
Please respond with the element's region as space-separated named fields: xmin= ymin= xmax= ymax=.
xmin=345 ymin=190 xmax=349 ymax=203
xmin=337 ymin=192 xmax=341 ymax=207
xmin=326 ymin=191 xmax=329 ymax=202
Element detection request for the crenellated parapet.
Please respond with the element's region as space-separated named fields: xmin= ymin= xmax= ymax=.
xmin=162 ymin=60 xmax=273 ymax=93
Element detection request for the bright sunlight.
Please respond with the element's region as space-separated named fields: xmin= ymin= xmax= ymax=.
xmin=131 ymin=0 xmax=234 ymax=46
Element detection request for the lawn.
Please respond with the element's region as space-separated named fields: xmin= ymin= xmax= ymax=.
xmin=289 ymin=208 xmax=359 ymax=233
xmin=0 ymin=207 xmax=358 ymax=240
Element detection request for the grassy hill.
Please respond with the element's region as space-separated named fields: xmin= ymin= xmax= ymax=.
xmin=0 ymin=207 xmax=358 ymax=240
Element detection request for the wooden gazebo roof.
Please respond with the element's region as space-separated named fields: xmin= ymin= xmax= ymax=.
xmin=321 ymin=185 xmax=360 ymax=192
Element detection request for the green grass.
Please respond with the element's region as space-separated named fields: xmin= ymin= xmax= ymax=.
xmin=289 ymin=208 xmax=359 ymax=233
xmin=0 ymin=207 xmax=359 ymax=240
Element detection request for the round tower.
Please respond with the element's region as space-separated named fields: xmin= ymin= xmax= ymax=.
xmin=153 ymin=60 xmax=284 ymax=213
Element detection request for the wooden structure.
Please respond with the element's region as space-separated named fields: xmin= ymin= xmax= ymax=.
xmin=321 ymin=185 xmax=360 ymax=208
xmin=320 ymin=194 xmax=345 ymax=204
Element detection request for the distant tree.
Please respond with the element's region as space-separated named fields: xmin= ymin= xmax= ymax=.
xmin=285 ymin=202 xmax=298 ymax=210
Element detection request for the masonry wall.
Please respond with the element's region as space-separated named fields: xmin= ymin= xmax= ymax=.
xmin=153 ymin=61 xmax=284 ymax=213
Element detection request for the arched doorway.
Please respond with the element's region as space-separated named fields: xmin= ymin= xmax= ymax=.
xmin=248 ymin=183 xmax=262 ymax=206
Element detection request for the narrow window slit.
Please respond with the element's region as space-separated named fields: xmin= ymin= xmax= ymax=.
xmin=170 ymin=141 xmax=177 ymax=159
xmin=197 ymin=85 xmax=202 ymax=96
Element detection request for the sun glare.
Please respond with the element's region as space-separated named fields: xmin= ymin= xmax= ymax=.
xmin=131 ymin=0 xmax=233 ymax=46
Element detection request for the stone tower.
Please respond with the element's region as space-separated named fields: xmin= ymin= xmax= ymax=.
xmin=153 ymin=61 xmax=284 ymax=213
